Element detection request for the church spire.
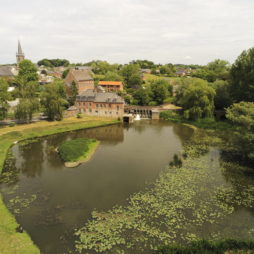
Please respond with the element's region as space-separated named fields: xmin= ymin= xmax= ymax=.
xmin=18 ymin=40 xmax=23 ymax=55
xmin=16 ymin=40 xmax=25 ymax=66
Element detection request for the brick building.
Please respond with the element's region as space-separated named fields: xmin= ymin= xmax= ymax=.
xmin=98 ymin=81 xmax=123 ymax=92
xmin=75 ymin=90 xmax=124 ymax=118
xmin=65 ymin=68 xmax=94 ymax=94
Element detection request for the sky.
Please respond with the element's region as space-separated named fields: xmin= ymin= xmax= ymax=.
xmin=0 ymin=0 xmax=254 ymax=65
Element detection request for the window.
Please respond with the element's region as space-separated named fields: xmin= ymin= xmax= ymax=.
xmin=96 ymin=104 xmax=98 ymax=108
xmin=117 ymin=106 xmax=119 ymax=111
xmin=89 ymin=109 xmax=92 ymax=113
xmin=109 ymin=104 xmax=111 ymax=108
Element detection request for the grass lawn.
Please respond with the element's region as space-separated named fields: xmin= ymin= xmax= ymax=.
xmin=0 ymin=116 xmax=119 ymax=254
xmin=58 ymin=138 xmax=100 ymax=167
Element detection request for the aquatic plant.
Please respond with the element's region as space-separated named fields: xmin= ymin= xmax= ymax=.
xmin=58 ymin=138 xmax=99 ymax=162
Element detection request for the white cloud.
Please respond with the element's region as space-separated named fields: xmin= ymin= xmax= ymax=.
xmin=0 ymin=0 xmax=254 ymax=64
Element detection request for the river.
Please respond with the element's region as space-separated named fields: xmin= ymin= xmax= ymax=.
xmin=0 ymin=120 xmax=193 ymax=254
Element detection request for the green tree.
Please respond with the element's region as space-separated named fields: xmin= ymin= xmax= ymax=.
xmin=133 ymin=88 xmax=151 ymax=106
xmin=121 ymin=64 xmax=142 ymax=89
xmin=229 ymin=47 xmax=254 ymax=102
xmin=68 ymin=81 xmax=78 ymax=106
xmin=0 ymin=78 xmax=11 ymax=120
xmin=62 ymin=69 xmax=70 ymax=79
xmin=226 ymin=102 xmax=254 ymax=164
xmin=159 ymin=64 xmax=176 ymax=76
xmin=177 ymin=79 xmax=215 ymax=120
xmin=40 ymin=80 xmax=68 ymax=121
xmin=15 ymin=80 xmax=39 ymax=122
xmin=37 ymin=58 xmax=70 ymax=67
xmin=207 ymin=59 xmax=230 ymax=80
xmin=211 ymin=80 xmax=232 ymax=110
xmin=18 ymin=59 xmax=38 ymax=82
xmin=150 ymin=79 xmax=171 ymax=105
xmin=191 ymin=68 xmax=217 ymax=82
xmin=104 ymin=71 xmax=123 ymax=81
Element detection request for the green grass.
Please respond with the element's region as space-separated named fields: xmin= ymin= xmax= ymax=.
xmin=0 ymin=117 xmax=119 ymax=254
xmin=155 ymin=239 xmax=254 ymax=254
xmin=59 ymin=138 xmax=99 ymax=162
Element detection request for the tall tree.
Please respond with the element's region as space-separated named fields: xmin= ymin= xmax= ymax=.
xmin=207 ymin=59 xmax=230 ymax=80
xmin=211 ymin=80 xmax=232 ymax=110
xmin=18 ymin=59 xmax=38 ymax=82
xmin=177 ymin=79 xmax=215 ymax=120
xmin=121 ymin=64 xmax=142 ymax=89
xmin=68 ymin=81 xmax=78 ymax=106
xmin=226 ymin=102 xmax=254 ymax=164
xmin=229 ymin=47 xmax=254 ymax=102
xmin=133 ymin=88 xmax=151 ymax=106
xmin=15 ymin=80 xmax=39 ymax=122
xmin=40 ymin=80 xmax=68 ymax=121
xmin=0 ymin=78 xmax=11 ymax=120
xmin=150 ymin=79 xmax=172 ymax=105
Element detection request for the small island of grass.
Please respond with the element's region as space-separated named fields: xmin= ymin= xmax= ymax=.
xmin=58 ymin=138 xmax=100 ymax=167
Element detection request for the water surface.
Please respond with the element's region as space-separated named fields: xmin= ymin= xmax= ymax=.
xmin=0 ymin=120 xmax=192 ymax=254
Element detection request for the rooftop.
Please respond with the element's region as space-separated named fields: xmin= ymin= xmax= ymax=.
xmin=77 ymin=90 xmax=124 ymax=104
xmin=98 ymin=81 xmax=123 ymax=86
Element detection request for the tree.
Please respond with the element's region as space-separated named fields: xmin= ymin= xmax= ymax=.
xmin=211 ymin=80 xmax=232 ymax=110
xmin=207 ymin=59 xmax=230 ymax=80
xmin=121 ymin=64 xmax=142 ymax=89
xmin=229 ymin=47 xmax=254 ymax=102
xmin=68 ymin=81 xmax=78 ymax=106
xmin=0 ymin=78 xmax=11 ymax=120
xmin=150 ymin=79 xmax=172 ymax=105
xmin=133 ymin=88 xmax=151 ymax=106
xmin=159 ymin=64 xmax=176 ymax=76
xmin=40 ymin=80 xmax=68 ymax=121
xmin=177 ymin=79 xmax=215 ymax=120
xmin=18 ymin=59 xmax=38 ymax=82
xmin=191 ymin=68 xmax=217 ymax=82
xmin=15 ymin=80 xmax=39 ymax=122
xmin=37 ymin=59 xmax=70 ymax=67
xmin=226 ymin=102 xmax=254 ymax=164
xmin=104 ymin=71 xmax=123 ymax=81
xmin=62 ymin=69 xmax=70 ymax=79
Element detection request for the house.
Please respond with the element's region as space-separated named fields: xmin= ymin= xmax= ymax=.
xmin=75 ymin=90 xmax=124 ymax=118
xmin=64 ymin=68 xmax=94 ymax=94
xmin=98 ymin=81 xmax=123 ymax=92
xmin=0 ymin=66 xmax=17 ymax=79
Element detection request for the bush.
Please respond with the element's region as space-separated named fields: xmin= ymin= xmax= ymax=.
xmin=58 ymin=138 xmax=97 ymax=162
xmin=155 ymin=239 xmax=254 ymax=254
xmin=9 ymin=122 xmax=16 ymax=127
xmin=76 ymin=113 xmax=82 ymax=119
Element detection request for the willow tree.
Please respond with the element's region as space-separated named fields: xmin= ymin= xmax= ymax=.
xmin=40 ymin=80 xmax=68 ymax=121
xmin=177 ymin=78 xmax=215 ymax=120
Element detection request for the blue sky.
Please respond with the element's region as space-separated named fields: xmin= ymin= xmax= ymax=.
xmin=1 ymin=0 xmax=254 ymax=65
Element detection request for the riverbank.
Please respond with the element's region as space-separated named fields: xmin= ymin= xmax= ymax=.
xmin=160 ymin=110 xmax=235 ymax=131
xmin=58 ymin=138 xmax=100 ymax=168
xmin=0 ymin=116 xmax=119 ymax=254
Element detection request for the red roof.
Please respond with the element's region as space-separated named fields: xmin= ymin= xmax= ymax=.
xmin=98 ymin=81 xmax=123 ymax=86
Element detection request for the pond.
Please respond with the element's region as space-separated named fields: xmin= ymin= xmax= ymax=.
xmin=0 ymin=120 xmax=193 ymax=254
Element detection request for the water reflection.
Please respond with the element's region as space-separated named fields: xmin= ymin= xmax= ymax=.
xmin=0 ymin=120 xmax=193 ymax=254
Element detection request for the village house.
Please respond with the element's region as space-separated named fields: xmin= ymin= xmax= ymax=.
xmin=64 ymin=68 xmax=94 ymax=94
xmin=98 ymin=81 xmax=123 ymax=92
xmin=75 ymin=90 xmax=124 ymax=118
xmin=0 ymin=66 xmax=17 ymax=79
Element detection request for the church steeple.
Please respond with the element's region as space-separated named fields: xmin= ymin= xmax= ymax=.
xmin=16 ymin=40 xmax=25 ymax=65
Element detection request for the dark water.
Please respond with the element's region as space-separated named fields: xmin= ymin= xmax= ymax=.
xmin=0 ymin=120 xmax=193 ymax=254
